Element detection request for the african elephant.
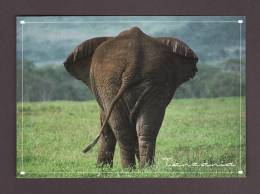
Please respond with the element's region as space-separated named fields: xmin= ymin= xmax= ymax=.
xmin=64 ymin=27 xmax=198 ymax=168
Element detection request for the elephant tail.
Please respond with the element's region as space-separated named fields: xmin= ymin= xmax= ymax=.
xmin=130 ymin=83 xmax=153 ymax=124
xmin=83 ymin=83 xmax=128 ymax=153
xmin=82 ymin=133 xmax=101 ymax=153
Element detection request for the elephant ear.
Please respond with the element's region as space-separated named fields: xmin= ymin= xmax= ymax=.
xmin=156 ymin=37 xmax=198 ymax=62
xmin=64 ymin=37 xmax=110 ymax=81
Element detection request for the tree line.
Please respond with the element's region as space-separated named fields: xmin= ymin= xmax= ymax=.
xmin=16 ymin=60 xmax=245 ymax=102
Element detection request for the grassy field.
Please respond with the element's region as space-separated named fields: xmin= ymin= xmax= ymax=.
xmin=16 ymin=97 xmax=246 ymax=178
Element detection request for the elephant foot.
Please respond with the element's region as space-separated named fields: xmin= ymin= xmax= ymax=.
xmin=97 ymin=151 xmax=114 ymax=168
xmin=139 ymin=140 xmax=156 ymax=168
xmin=120 ymin=148 xmax=136 ymax=169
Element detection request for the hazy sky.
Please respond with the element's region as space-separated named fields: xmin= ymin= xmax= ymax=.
xmin=16 ymin=16 xmax=245 ymax=66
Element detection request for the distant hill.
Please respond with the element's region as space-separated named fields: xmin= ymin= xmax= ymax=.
xmin=152 ymin=22 xmax=245 ymax=65
xmin=16 ymin=16 xmax=245 ymax=66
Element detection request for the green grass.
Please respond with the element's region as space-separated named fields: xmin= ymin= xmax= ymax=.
xmin=16 ymin=97 xmax=246 ymax=178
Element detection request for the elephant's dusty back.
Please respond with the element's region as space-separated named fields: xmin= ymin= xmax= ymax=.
xmin=91 ymin=35 xmax=143 ymax=77
xmin=90 ymin=38 xmax=131 ymax=97
xmin=91 ymin=30 xmax=172 ymax=86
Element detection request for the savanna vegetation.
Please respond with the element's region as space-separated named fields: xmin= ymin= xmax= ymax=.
xmin=16 ymin=97 xmax=246 ymax=178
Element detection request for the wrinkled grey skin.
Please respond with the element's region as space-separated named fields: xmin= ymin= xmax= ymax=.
xmin=64 ymin=27 xmax=198 ymax=168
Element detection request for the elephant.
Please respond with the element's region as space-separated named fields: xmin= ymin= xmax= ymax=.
xmin=64 ymin=27 xmax=198 ymax=168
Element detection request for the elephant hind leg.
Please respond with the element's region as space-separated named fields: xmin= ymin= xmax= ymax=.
xmin=136 ymin=86 xmax=167 ymax=168
xmin=97 ymin=111 xmax=116 ymax=167
xmin=108 ymin=100 xmax=137 ymax=169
